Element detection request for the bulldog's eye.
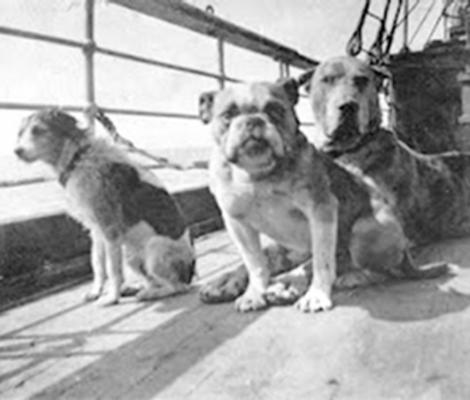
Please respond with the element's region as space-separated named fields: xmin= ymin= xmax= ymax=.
xmin=322 ymin=75 xmax=337 ymax=85
xmin=354 ymin=76 xmax=369 ymax=90
xmin=220 ymin=103 xmax=239 ymax=121
xmin=264 ymin=102 xmax=286 ymax=121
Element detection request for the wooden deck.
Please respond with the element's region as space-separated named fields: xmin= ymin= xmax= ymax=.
xmin=2 ymin=230 xmax=470 ymax=399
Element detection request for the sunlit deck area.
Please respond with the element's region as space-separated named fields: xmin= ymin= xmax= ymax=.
xmin=2 ymin=231 xmax=470 ymax=400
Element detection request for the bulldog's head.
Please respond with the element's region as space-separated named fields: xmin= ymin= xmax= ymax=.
xmin=298 ymin=56 xmax=383 ymax=152
xmin=199 ymin=79 xmax=304 ymax=178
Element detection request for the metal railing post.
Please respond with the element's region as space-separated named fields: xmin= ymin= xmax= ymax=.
xmin=84 ymin=0 xmax=96 ymax=131
xmin=217 ymin=36 xmax=225 ymax=89
xmin=278 ymin=61 xmax=290 ymax=79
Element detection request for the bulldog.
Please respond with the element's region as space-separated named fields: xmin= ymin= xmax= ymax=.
xmin=199 ymin=79 xmax=448 ymax=313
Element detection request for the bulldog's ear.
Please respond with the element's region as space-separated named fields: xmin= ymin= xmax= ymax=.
xmin=198 ymin=91 xmax=216 ymax=124
xmin=277 ymin=78 xmax=299 ymax=106
xmin=296 ymin=67 xmax=316 ymax=94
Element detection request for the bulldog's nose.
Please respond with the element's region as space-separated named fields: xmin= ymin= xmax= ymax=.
xmin=245 ymin=117 xmax=265 ymax=134
xmin=339 ymin=101 xmax=359 ymax=115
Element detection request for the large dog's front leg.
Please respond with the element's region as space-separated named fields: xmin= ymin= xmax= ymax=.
xmin=296 ymin=196 xmax=339 ymax=312
xmin=224 ymin=213 xmax=270 ymax=312
xmin=97 ymin=238 xmax=123 ymax=306
xmin=84 ymin=231 xmax=106 ymax=302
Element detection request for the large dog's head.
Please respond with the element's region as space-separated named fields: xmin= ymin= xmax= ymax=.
xmin=15 ymin=108 xmax=87 ymax=165
xmin=199 ymin=79 xmax=304 ymax=179
xmin=299 ymin=56 xmax=381 ymax=151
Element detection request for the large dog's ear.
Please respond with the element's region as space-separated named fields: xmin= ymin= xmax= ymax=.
xmin=277 ymin=78 xmax=299 ymax=106
xmin=198 ymin=91 xmax=216 ymax=124
xmin=369 ymin=64 xmax=391 ymax=90
xmin=296 ymin=67 xmax=317 ymax=94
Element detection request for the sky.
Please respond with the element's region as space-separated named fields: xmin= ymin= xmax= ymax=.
xmin=0 ymin=0 xmax=447 ymax=168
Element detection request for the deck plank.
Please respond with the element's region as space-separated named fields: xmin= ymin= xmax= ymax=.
xmin=1 ymin=233 xmax=470 ymax=399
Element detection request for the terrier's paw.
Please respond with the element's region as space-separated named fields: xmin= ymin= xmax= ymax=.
xmin=295 ymin=287 xmax=333 ymax=313
xmin=235 ymin=288 xmax=268 ymax=312
xmin=120 ymin=284 xmax=141 ymax=297
xmin=83 ymin=290 xmax=101 ymax=303
xmin=95 ymin=293 xmax=119 ymax=307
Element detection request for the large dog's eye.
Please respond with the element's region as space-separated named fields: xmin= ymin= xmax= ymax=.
xmin=353 ymin=76 xmax=369 ymax=90
xmin=264 ymin=101 xmax=286 ymax=122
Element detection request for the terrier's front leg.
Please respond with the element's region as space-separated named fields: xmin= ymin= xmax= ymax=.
xmin=84 ymin=232 xmax=106 ymax=302
xmin=224 ymin=214 xmax=270 ymax=312
xmin=96 ymin=238 xmax=123 ymax=306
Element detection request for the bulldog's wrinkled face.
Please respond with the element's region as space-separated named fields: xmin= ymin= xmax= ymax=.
xmin=199 ymin=80 xmax=300 ymax=178
xmin=14 ymin=109 xmax=81 ymax=164
xmin=309 ymin=56 xmax=381 ymax=149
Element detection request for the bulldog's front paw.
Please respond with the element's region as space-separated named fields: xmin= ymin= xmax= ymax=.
xmin=235 ymin=287 xmax=268 ymax=312
xmin=295 ymin=287 xmax=333 ymax=313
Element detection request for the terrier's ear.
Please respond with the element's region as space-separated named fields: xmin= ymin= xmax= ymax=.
xmin=277 ymin=78 xmax=299 ymax=106
xmin=198 ymin=91 xmax=217 ymax=124
xmin=296 ymin=67 xmax=317 ymax=94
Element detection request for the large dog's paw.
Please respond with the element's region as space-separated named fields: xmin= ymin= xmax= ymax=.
xmin=199 ymin=266 xmax=248 ymax=304
xmin=295 ymin=287 xmax=333 ymax=313
xmin=235 ymin=287 xmax=268 ymax=312
xmin=264 ymin=282 xmax=301 ymax=305
xmin=334 ymin=269 xmax=387 ymax=290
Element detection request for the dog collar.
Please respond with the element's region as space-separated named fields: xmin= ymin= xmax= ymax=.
xmin=323 ymin=129 xmax=378 ymax=158
xmin=59 ymin=144 xmax=91 ymax=186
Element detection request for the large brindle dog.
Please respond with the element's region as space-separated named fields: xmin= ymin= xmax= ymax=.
xmin=199 ymin=78 xmax=448 ymax=313
xmin=199 ymin=56 xmax=470 ymax=307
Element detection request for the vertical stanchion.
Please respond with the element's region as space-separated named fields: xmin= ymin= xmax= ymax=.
xmin=217 ymin=36 xmax=225 ymax=89
xmin=402 ymin=0 xmax=409 ymax=51
xmin=84 ymin=0 xmax=96 ymax=131
xmin=278 ymin=61 xmax=290 ymax=79
xmin=279 ymin=61 xmax=284 ymax=78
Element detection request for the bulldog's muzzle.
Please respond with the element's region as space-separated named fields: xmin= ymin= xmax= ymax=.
xmin=224 ymin=115 xmax=281 ymax=176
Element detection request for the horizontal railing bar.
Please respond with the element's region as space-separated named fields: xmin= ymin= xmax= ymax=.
xmin=300 ymin=122 xmax=315 ymax=126
xmin=0 ymin=102 xmax=85 ymax=112
xmin=0 ymin=26 xmax=84 ymax=49
xmin=0 ymin=102 xmax=197 ymax=119
xmin=0 ymin=26 xmax=241 ymax=83
xmin=96 ymin=45 xmax=236 ymax=82
xmin=99 ymin=107 xmax=199 ymax=119
xmin=110 ymin=0 xmax=319 ymax=70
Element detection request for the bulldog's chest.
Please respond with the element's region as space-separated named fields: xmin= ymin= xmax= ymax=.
xmin=211 ymin=173 xmax=311 ymax=250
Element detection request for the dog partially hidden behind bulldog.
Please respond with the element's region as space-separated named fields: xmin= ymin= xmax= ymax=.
xmin=301 ymin=55 xmax=470 ymax=244
xmin=198 ymin=77 xmax=448 ymax=313
xmin=15 ymin=109 xmax=195 ymax=306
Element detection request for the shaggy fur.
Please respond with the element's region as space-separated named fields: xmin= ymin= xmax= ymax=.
xmin=198 ymin=80 xmax=447 ymax=313
xmin=15 ymin=109 xmax=195 ymax=306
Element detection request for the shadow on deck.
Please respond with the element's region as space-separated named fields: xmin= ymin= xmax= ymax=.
xmin=2 ymin=232 xmax=470 ymax=399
